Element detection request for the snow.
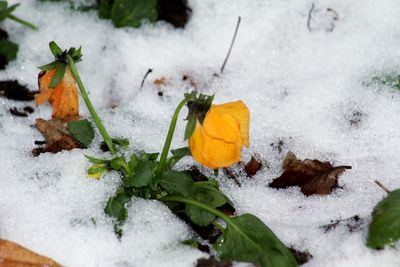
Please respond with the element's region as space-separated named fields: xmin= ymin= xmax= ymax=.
xmin=1 ymin=0 xmax=400 ymax=266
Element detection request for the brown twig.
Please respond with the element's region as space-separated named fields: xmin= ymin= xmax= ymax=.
xmin=223 ymin=167 xmax=241 ymax=187
xmin=220 ymin=16 xmax=241 ymax=74
xmin=140 ymin=68 xmax=153 ymax=89
xmin=307 ymin=3 xmax=315 ymax=31
xmin=374 ymin=180 xmax=391 ymax=194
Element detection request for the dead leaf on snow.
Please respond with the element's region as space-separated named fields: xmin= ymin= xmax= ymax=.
xmin=32 ymin=118 xmax=82 ymax=156
xmin=244 ymin=155 xmax=262 ymax=176
xmin=0 ymin=239 xmax=61 ymax=267
xmin=269 ymin=151 xmax=351 ymax=196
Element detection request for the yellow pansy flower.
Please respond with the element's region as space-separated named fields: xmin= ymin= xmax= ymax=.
xmin=188 ymin=101 xmax=249 ymax=169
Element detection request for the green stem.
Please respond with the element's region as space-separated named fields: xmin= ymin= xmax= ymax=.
xmin=8 ymin=15 xmax=37 ymax=30
xmin=161 ymin=195 xmax=230 ymax=222
xmin=156 ymin=98 xmax=188 ymax=177
xmin=66 ymin=55 xmax=116 ymax=155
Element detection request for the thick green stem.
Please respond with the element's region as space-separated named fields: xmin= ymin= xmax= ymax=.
xmin=161 ymin=195 xmax=230 ymax=222
xmin=8 ymin=15 xmax=37 ymax=30
xmin=156 ymin=98 xmax=188 ymax=177
xmin=66 ymin=55 xmax=116 ymax=155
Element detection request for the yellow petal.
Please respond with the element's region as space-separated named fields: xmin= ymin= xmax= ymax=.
xmin=202 ymin=106 xmax=242 ymax=144
xmin=189 ymin=122 xmax=241 ymax=169
xmin=210 ymin=101 xmax=250 ymax=147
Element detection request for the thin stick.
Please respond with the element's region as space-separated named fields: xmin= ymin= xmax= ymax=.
xmin=140 ymin=68 xmax=153 ymax=89
xmin=307 ymin=3 xmax=315 ymax=31
xmin=220 ymin=16 xmax=241 ymax=74
xmin=374 ymin=180 xmax=391 ymax=194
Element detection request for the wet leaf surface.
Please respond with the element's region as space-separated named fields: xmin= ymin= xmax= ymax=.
xmin=269 ymin=152 xmax=351 ymax=196
xmin=0 ymin=239 xmax=61 ymax=267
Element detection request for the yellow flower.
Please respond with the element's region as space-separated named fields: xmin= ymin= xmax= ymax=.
xmin=35 ymin=68 xmax=79 ymax=120
xmin=188 ymin=101 xmax=250 ymax=169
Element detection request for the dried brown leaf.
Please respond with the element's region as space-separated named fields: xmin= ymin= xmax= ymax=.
xmin=269 ymin=151 xmax=351 ymax=196
xmin=0 ymin=239 xmax=61 ymax=267
xmin=32 ymin=118 xmax=81 ymax=156
xmin=244 ymin=155 xmax=262 ymax=176
xmin=196 ymin=256 xmax=232 ymax=267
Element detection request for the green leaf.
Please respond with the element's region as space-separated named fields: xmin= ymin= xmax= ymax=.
xmin=100 ymin=137 xmax=129 ymax=152
xmin=49 ymin=62 xmax=67 ymax=88
xmin=38 ymin=61 xmax=57 ymax=71
xmin=124 ymin=160 xmax=155 ymax=188
xmin=184 ymin=116 xmax=196 ymax=140
xmin=185 ymin=205 xmax=216 ymax=226
xmin=0 ymin=3 xmax=19 ymax=21
xmin=110 ymin=156 xmax=127 ymax=172
xmin=98 ymin=0 xmax=114 ymax=19
xmin=87 ymin=163 xmax=109 ymax=179
xmin=215 ymin=214 xmax=298 ymax=267
xmin=49 ymin=41 xmax=63 ymax=57
xmin=111 ymin=0 xmax=158 ymax=28
xmin=105 ymin=190 xmax=131 ymax=222
xmin=367 ymin=189 xmax=400 ymax=249
xmin=128 ymin=154 xmax=138 ymax=172
xmin=0 ymin=39 xmax=18 ymax=61
xmin=166 ymin=147 xmax=191 ymax=169
xmin=67 ymin=119 xmax=95 ymax=148
xmin=159 ymin=170 xmax=194 ymax=196
xmin=85 ymin=155 xmax=108 ymax=164
xmin=190 ymin=182 xmax=227 ymax=208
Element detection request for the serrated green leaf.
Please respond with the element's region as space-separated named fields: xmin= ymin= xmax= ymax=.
xmin=67 ymin=119 xmax=95 ymax=148
xmin=0 ymin=39 xmax=18 ymax=61
xmin=215 ymin=214 xmax=298 ymax=267
xmin=111 ymin=0 xmax=157 ymax=28
xmin=367 ymin=189 xmax=400 ymax=249
xmin=49 ymin=62 xmax=67 ymax=88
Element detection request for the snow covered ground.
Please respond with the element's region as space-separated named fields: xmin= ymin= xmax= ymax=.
xmin=1 ymin=0 xmax=400 ymax=266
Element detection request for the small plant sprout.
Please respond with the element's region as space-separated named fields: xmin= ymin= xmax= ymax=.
xmin=0 ymin=1 xmax=37 ymax=30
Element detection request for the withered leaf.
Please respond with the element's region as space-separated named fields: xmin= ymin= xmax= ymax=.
xmin=269 ymin=151 xmax=351 ymax=196
xmin=320 ymin=215 xmax=365 ymax=233
xmin=195 ymin=256 xmax=232 ymax=267
xmin=0 ymin=80 xmax=37 ymax=101
xmin=32 ymin=118 xmax=82 ymax=156
xmin=158 ymin=0 xmax=191 ymax=28
xmin=0 ymin=239 xmax=61 ymax=267
xmin=244 ymin=155 xmax=262 ymax=176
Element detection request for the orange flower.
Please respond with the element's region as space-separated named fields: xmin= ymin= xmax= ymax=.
xmin=35 ymin=68 xmax=79 ymax=120
xmin=188 ymin=101 xmax=250 ymax=169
